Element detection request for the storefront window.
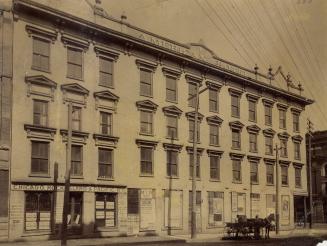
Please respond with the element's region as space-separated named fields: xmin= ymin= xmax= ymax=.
xmin=68 ymin=192 xmax=83 ymax=229
xmin=208 ymin=191 xmax=224 ymax=227
xmin=95 ymin=193 xmax=117 ymax=228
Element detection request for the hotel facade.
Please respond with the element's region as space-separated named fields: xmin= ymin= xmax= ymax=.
xmin=0 ymin=0 xmax=314 ymax=241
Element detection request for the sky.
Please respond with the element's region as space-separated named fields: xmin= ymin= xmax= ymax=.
xmin=100 ymin=0 xmax=327 ymax=131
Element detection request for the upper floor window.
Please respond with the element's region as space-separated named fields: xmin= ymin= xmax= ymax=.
xmin=295 ymin=167 xmax=302 ymax=188
xmin=189 ymin=120 xmax=200 ymax=142
xmin=71 ymin=145 xmax=83 ymax=176
xmin=265 ymin=136 xmax=273 ymax=155
xmin=291 ymin=109 xmax=301 ymax=132
xmin=99 ymin=57 xmax=113 ymax=87
xmin=280 ymin=139 xmax=288 ymax=158
xmin=279 ymin=109 xmax=287 ymax=129
xmin=250 ymin=161 xmax=258 ymax=184
xmin=32 ymin=38 xmax=50 ymax=72
xmin=210 ymin=155 xmax=220 ymax=180
xmin=263 ymin=99 xmax=274 ymax=126
xmin=266 ymin=163 xmax=274 ymax=185
xmin=231 ymin=94 xmax=240 ymax=118
xmin=248 ymin=100 xmax=257 ymax=122
xmin=281 ymin=165 xmax=288 ymax=186
xmin=189 ymin=152 xmax=200 ymax=178
xmin=294 ymin=142 xmax=301 ymax=160
xmin=67 ymin=47 xmax=83 ymax=80
xmin=140 ymin=110 xmax=153 ymax=135
xmin=232 ymin=129 xmax=241 ymax=149
xmin=140 ymin=69 xmax=152 ymax=97
xmin=72 ymin=106 xmax=82 ymax=131
xmin=209 ymin=125 xmax=219 ymax=146
xmin=167 ymin=115 xmax=178 ymax=139
xmin=209 ymin=88 xmax=219 ymax=112
xmin=33 ymin=100 xmax=48 ymax=126
xmin=232 ymin=159 xmax=241 ymax=183
xmin=188 ymin=83 xmax=197 ymax=108
xmin=166 ymin=150 xmax=178 ymax=177
xmin=31 ymin=141 xmax=49 ymax=174
xmin=140 ymin=147 xmax=153 ymax=175
xmin=166 ymin=76 xmax=177 ymax=103
xmin=100 ymin=112 xmax=112 ymax=135
xmin=249 ymin=133 xmax=258 ymax=153
xmin=98 ymin=148 xmax=113 ymax=179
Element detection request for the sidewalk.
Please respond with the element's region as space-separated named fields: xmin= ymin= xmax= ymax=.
xmin=0 ymin=235 xmax=185 ymax=246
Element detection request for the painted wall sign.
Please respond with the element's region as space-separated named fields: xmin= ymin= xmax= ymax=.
xmin=140 ymin=189 xmax=156 ymax=231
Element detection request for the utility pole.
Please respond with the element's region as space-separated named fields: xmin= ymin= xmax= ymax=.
xmin=307 ymin=119 xmax=314 ymax=229
xmin=61 ymin=102 xmax=73 ymax=246
xmin=274 ymin=144 xmax=281 ymax=234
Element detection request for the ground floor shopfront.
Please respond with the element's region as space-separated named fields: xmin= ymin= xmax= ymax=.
xmin=7 ymin=182 xmax=303 ymax=240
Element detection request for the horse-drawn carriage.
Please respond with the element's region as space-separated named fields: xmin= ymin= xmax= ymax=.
xmin=223 ymin=214 xmax=275 ymax=240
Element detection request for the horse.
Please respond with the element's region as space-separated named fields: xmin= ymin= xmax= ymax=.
xmin=262 ymin=214 xmax=275 ymax=239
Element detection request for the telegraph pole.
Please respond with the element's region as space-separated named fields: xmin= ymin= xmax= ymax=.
xmin=307 ymin=119 xmax=314 ymax=229
xmin=274 ymin=144 xmax=281 ymax=234
xmin=61 ymin=102 xmax=73 ymax=246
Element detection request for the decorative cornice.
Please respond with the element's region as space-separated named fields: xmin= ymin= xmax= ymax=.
xmin=277 ymin=103 xmax=289 ymax=111
xmin=24 ymin=124 xmax=56 ymax=141
xmin=25 ymin=24 xmax=57 ymax=43
xmin=162 ymin=67 xmax=182 ymax=78
xmin=246 ymin=124 xmax=261 ymax=133
xmin=293 ymin=162 xmax=304 ymax=168
xmin=247 ymin=155 xmax=261 ymax=162
xmin=136 ymin=100 xmax=158 ymax=112
xmin=264 ymin=158 xmax=276 ymax=164
xmin=94 ymin=45 xmax=120 ymax=61
xmin=135 ymin=59 xmax=158 ymax=71
xmin=162 ymin=143 xmax=183 ymax=152
xmin=263 ymin=128 xmax=276 ymax=137
xmin=185 ymin=111 xmax=204 ymax=122
xmin=229 ymin=152 xmax=245 ymax=160
xmin=278 ymin=132 xmax=290 ymax=140
xmin=135 ymin=139 xmax=159 ymax=148
xmin=61 ymin=33 xmax=89 ymax=51
xmin=228 ymin=87 xmax=243 ymax=95
xmin=262 ymin=98 xmax=275 ymax=106
xmin=292 ymin=135 xmax=303 ymax=143
xmin=60 ymin=129 xmax=89 ymax=144
xmin=25 ymin=75 xmax=57 ymax=88
xmin=207 ymin=149 xmax=224 ymax=156
xmin=229 ymin=121 xmax=244 ymax=130
xmin=279 ymin=160 xmax=291 ymax=166
xmin=162 ymin=105 xmax=183 ymax=116
xmin=185 ymin=146 xmax=204 ymax=154
xmin=61 ymin=83 xmax=89 ymax=95
xmin=94 ymin=90 xmax=119 ymax=102
xmin=206 ymin=115 xmax=223 ymax=125
xmin=206 ymin=81 xmax=222 ymax=91
xmin=185 ymin=74 xmax=203 ymax=84
xmin=25 ymin=75 xmax=57 ymax=101
xmin=291 ymin=107 xmax=303 ymax=114
xmin=246 ymin=93 xmax=260 ymax=101
xmin=93 ymin=134 xmax=119 ymax=148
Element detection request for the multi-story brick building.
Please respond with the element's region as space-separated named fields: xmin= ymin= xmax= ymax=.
xmin=0 ymin=0 xmax=314 ymax=241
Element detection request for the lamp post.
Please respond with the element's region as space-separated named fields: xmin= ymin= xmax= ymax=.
xmin=61 ymin=102 xmax=73 ymax=246
xmin=189 ymin=83 xmax=208 ymax=239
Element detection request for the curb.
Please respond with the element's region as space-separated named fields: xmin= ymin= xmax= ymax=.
xmin=81 ymin=239 xmax=187 ymax=246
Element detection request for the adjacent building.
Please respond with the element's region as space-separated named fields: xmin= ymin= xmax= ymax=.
xmin=0 ymin=0 xmax=314 ymax=241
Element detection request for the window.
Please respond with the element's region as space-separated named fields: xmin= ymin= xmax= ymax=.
xmin=25 ymin=192 xmax=52 ymax=231
xmin=231 ymin=94 xmax=240 ymax=117
xmin=140 ymin=147 xmax=153 ymax=175
xmin=72 ymin=106 xmax=81 ymax=131
xmin=248 ymin=100 xmax=256 ymax=122
xmin=140 ymin=110 xmax=153 ymax=135
xmin=209 ymin=125 xmax=219 ymax=146
xmin=209 ymin=88 xmax=218 ymax=112
xmin=294 ymin=142 xmax=301 ymax=160
xmin=266 ymin=164 xmax=274 ymax=185
xmin=68 ymin=192 xmax=82 ymax=227
xmin=31 ymin=141 xmax=49 ymax=174
xmin=208 ymin=192 xmax=224 ymax=227
xmin=140 ymin=69 xmax=152 ymax=97
xmin=210 ymin=156 xmax=220 ymax=180
xmin=32 ymin=37 xmax=50 ymax=72
xmin=232 ymin=160 xmax=241 ymax=182
xmin=67 ymin=47 xmax=83 ymax=80
xmin=33 ymin=100 xmax=48 ymax=126
xmin=127 ymin=188 xmax=139 ymax=214
xmin=71 ymin=145 xmax=82 ymax=176
xmin=167 ymin=150 xmax=178 ymax=177
xmin=189 ymin=120 xmax=200 ymax=142
xmin=99 ymin=57 xmax=113 ymax=87
xmin=188 ymin=83 xmax=197 ymax=107
xmin=98 ymin=149 xmax=113 ymax=178
xmin=167 ymin=115 xmax=178 ymax=139
xmin=232 ymin=129 xmax=241 ymax=149
xmin=280 ymin=139 xmax=288 ymax=157
xmin=279 ymin=109 xmax=286 ymax=129
xmin=295 ymin=167 xmax=302 ymax=188
xmin=250 ymin=162 xmax=258 ymax=184
xmin=281 ymin=165 xmax=288 ymax=185
xmin=100 ymin=112 xmax=112 ymax=135
xmin=293 ymin=113 xmax=300 ymax=132
xmin=166 ymin=76 xmax=177 ymax=102
xmin=95 ymin=193 xmax=116 ymax=228
xmin=249 ymin=133 xmax=257 ymax=152
xmin=265 ymin=136 xmax=273 ymax=155
xmin=264 ymin=105 xmax=272 ymax=126
xmin=189 ymin=153 xmax=200 ymax=178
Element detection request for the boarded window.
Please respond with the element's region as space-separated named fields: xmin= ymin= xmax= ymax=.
xmin=208 ymin=191 xmax=224 ymax=227
xmin=33 ymin=100 xmax=48 ymax=126
xmin=31 ymin=141 xmax=49 ymax=174
xmin=67 ymin=47 xmax=83 ymax=80
xmin=140 ymin=69 xmax=152 ymax=97
xmin=99 ymin=57 xmax=113 ymax=87
xmin=140 ymin=147 xmax=153 ymax=175
xmin=166 ymin=76 xmax=177 ymax=102
xmin=71 ymin=145 xmax=82 ymax=176
xmin=98 ymin=148 xmax=113 ymax=178
xmin=100 ymin=112 xmax=112 ymax=135
xmin=32 ymin=37 xmax=50 ymax=71
xmin=95 ymin=193 xmax=116 ymax=228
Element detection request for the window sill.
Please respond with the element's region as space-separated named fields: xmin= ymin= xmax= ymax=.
xmin=231 ymin=147 xmax=241 ymax=151
xmin=98 ymin=83 xmax=114 ymax=89
xmin=166 ymin=176 xmax=179 ymax=179
xmin=166 ymin=99 xmax=178 ymax=104
xmin=139 ymin=132 xmax=155 ymax=137
xmin=71 ymin=176 xmax=84 ymax=179
xmin=66 ymin=76 xmax=84 ymax=82
xmin=31 ymin=66 xmax=51 ymax=74
xmin=97 ymin=177 xmax=114 ymax=181
xmin=231 ymin=115 xmax=240 ymax=119
xmin=249 ymin=150 xmax=258 ymax=153
xmin=162 ymin=226 xmax=183 ymax=231
xmin=209 ymin=110 xmax=219 ymax=114
xmin=209 ymin=179 xmax=220 ymax=182
xmin=140 ymin=94 xmax=153 ymax=98
xmin=281 ymin=184 xmax=289 ymax=187
xmin=265 ymin=153 xmax=274 ymax=156
xmin=188 ymin=140 xmax=201 ymax=144
xmin=248 ymin=119 xmax=257 ymax=123
xmin=232 ymin=181 xmax=242 ymax=184
xmin=209 ymin=144 xmax=220 ymax=147
xmin=265 ymin=123 xmax=272 ymax=127
xmin=139 ymin=174 xmax=154 ymax=177
xmin=295 ymin=186 xmax=302 ymax=189
xmin=166 ymin=137 xmax=179 ymax=141
xmin=251 ymin=182 xmax=259 ymax=185
xmin=29 ymin=173 xmax=51 ymax=178
xmin=266 ymin=183 xmax=275 ymax=186
xmin=189 ymin=178 xmax=201 ymax=181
